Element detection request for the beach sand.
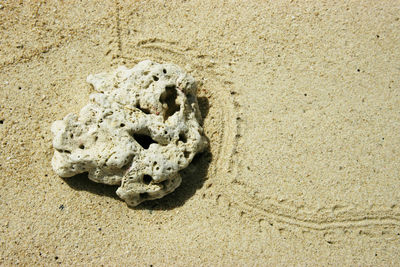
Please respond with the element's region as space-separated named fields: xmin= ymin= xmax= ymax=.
xmin=1 ymin=0 xmax=399 ymax=265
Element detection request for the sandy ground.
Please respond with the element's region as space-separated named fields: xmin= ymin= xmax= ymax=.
xmin=1 ymin=0 xmax=400 ymax=265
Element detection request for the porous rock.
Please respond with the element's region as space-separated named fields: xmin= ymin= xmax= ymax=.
xmin=51 ymin=60 xmax=207 ymax=207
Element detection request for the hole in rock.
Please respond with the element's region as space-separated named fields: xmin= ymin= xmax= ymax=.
xmin=57 ymin=149 xmax=71 ymax=154
xmin=79 ymin=144 xmax=85 ymax=149
xmin=160 ymin=85 xmax=180 ymax=121
xmin=143 ymin=175 xmax=153 ymax=184
xmin=140 ymin=192 xmax=149 ymax=199
xmin=184 ymin=151 xmax=190 ymax=158
xmin=132 ymin=133 xmax=157 ymax=149
xmin=160 ymin=179 xmax=169 ymax=188
xmin=153 ymin=76 xmax=159 ymax=81
xmin=136 ymin=104 xmax=150 ymax=114
xmin=163 ymin=69 xmax=167 ymax=74
xmin=179 ymin=132 xmax=187 ymax=143
xmin=120 ymin=123 xmax=125 ymax=127
xmin=122 ymin=161 xmax=132 ymax=171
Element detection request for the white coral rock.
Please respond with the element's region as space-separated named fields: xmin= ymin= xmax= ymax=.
xmin=51 ymin=60 xmax=207 ymax=207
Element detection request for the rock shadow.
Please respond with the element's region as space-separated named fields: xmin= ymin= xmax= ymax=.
xmin=138 ymin=143 xmax=211 ymax=211
xmin=63 ymin=96 xmax=212 ymax=210
xmin=197 ymin=95 xmax=210 ymax=125
xmin=63 ymin=173 xmax=120 ymax=201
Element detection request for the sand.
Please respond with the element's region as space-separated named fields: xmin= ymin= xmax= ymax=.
xmin=1 ymin=0 xmax=399 ymax=265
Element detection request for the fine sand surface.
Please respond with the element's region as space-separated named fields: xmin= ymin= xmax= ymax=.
xmin=1 ymin=1 xmax=400 ymax=265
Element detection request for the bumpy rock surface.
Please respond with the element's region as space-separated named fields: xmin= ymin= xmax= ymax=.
xmin=51 ymin=60 xmax=207 ymax=207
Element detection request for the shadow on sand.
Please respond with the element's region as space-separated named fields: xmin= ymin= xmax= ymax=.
xmin=63 ymin=96 xmax=212 ymax=210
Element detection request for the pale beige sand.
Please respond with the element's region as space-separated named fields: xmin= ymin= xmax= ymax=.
xmin=1 ymin=0 xmax=400 ymax=265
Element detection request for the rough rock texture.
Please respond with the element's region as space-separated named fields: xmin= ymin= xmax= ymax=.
xmin=51 ymin=60 xmax=207 ymax=206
